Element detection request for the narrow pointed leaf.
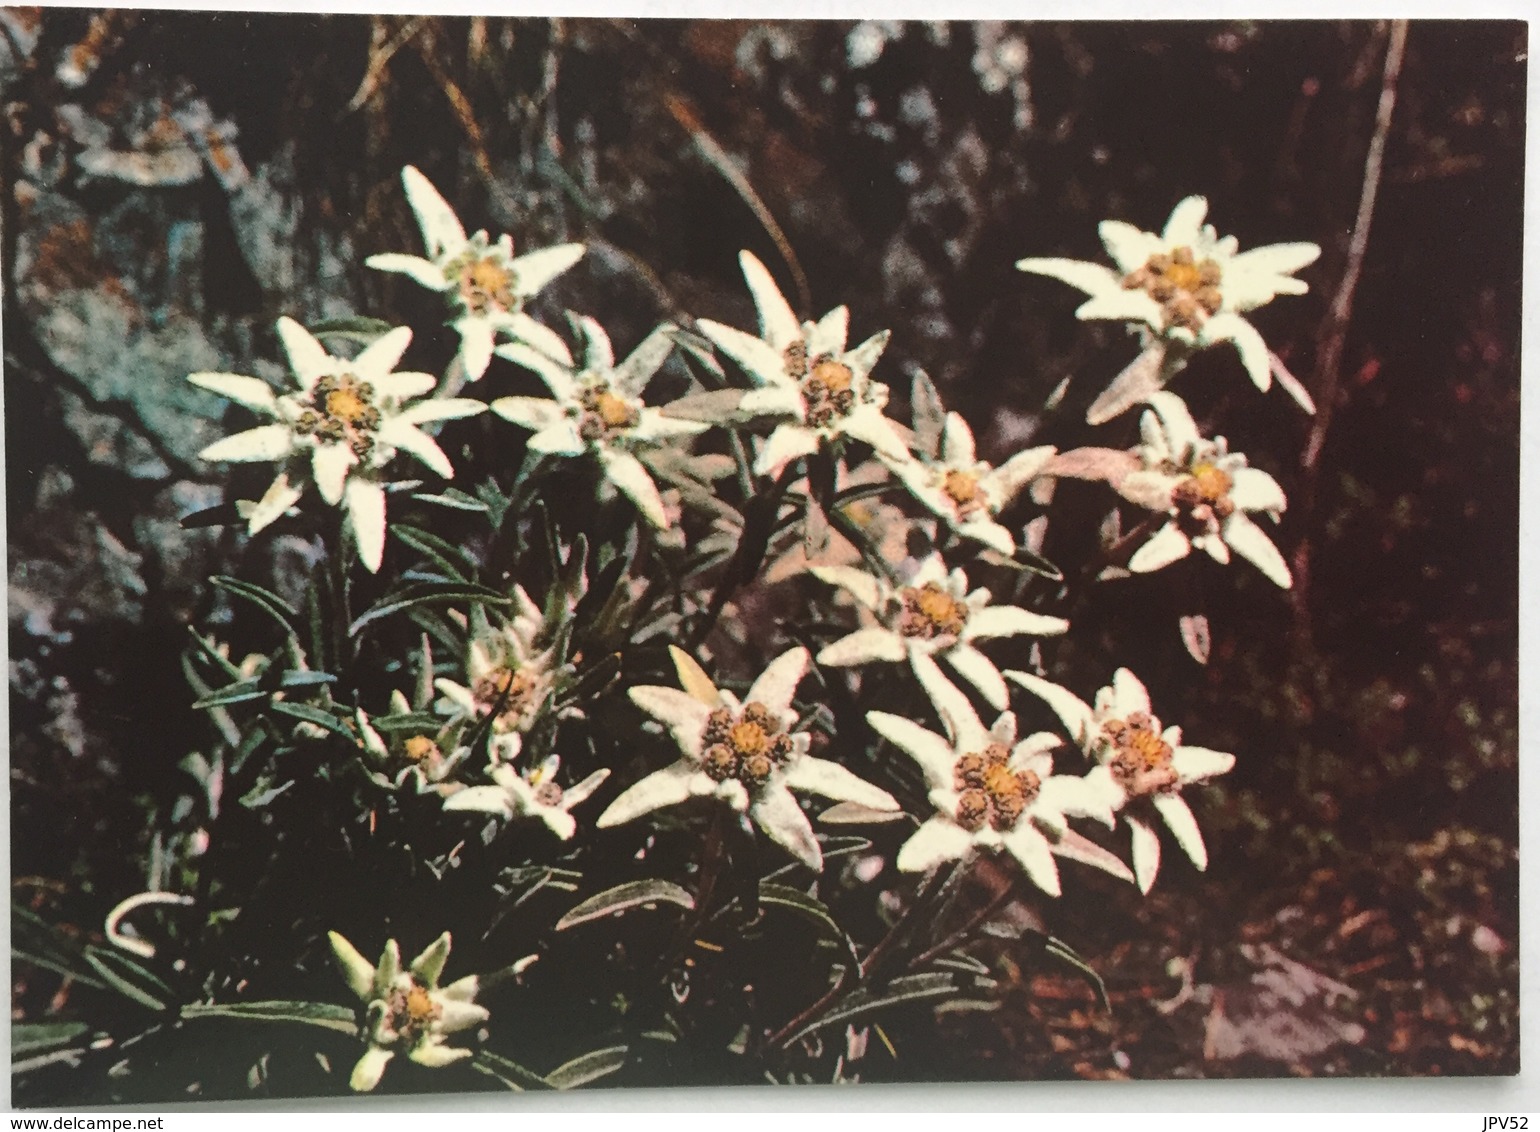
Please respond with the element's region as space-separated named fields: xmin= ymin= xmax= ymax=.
xmin=555 ymin=881 xmax=695 ymax=931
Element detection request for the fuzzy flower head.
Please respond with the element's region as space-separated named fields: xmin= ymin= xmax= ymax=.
xmin=327 ymin=930 xmax=489 ymax=1092
xmin=1006 ymin=666 xmax=1235 ymax=894
xmin=443 ymin=754 xmax=610 ymax=841
xmin=356 ymin=693 xmax=473 ymax=795
xmin=433 ymin=589 xmax=556 ymax=759
xmin=814 ymin=553 xmax=1069 ymax=711
xmin=867 ymin=668 xmax=1124 ymax=894
xmin=1117 ymin=392 xmax=1291 ymax=588
xmin=491 ymin=318 xmax=707 ymax=528
xmin=366 ymin=165 xmax=585 ymax=379
xmin=697 ymin=251 xmax=907 ymax=479
xmin=189 ymin=317 xmax=485 ymax=571
xmin=886 ymin=409 xmax=1055 ymax=556
xmin=597 ymin=646 xmax=899 ymax=871
xmin=1017 ymin=195 xmax=1320 ymax=399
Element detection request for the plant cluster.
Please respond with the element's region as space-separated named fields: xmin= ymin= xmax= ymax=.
xmin=16 ymin=165 xmax=1321 ymax=1098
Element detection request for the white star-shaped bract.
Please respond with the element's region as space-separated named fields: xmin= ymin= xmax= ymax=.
xmin=189 ymin=317 xmax=485 ymax=572
xmin=1017 ymin=195 xmax=1319 ymax=417
xmin=867 ymin=664 xmax=1123 ymax=894
xmin=327 ymin=930 xmax=489 ymax=1092
xmin=1116 ymin=392 xmax=1292 ymax=588
xmin=356 ymin=692 xmax=473 ymax=796
xmin=491 ymin=317 xmax=708 ymax=529
xmin=596 ymin=646 xmax=899 ymax=871
xmin=696 ymin=250 xmax=908 ymax=479
xmin=884 ymin=410 xmax=1055 ymax=556
xmin=443 ymin=754 xmax=610 ymax=841
xmin=1006 ymin=666 xmax=1235 ymax=894
xmin=434 ymin=588 xmax=556 ymax=761
xmin=366 ymin=165 xmax=584 ymax=379
xmin=813 ymin=553 xmax=1068 ymax=712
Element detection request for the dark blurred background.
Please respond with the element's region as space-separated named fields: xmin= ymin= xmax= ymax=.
xmin=5 ymin=13 xmax=1521 ymax=1080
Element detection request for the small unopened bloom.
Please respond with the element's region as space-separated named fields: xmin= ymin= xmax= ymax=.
xmin=867 ymin=666 xmax=1124 ymax=893
xmin=697 ymin=250 xmax=907 ymax=479
xmin=327 ymin=930 xmax=489 ymax=1092
xmin=367 ymin=165 xmax=584 ymax=379
xmin=1006 ymin=666 xmax=1235 ymax=894
xmin=356 ymin=693 xmax=472 ymax=795
xmin=189 ymin=317 xmax=484 ymax=571
xmin=1017 ymin=196 xmax=1319 ymax=418
xmin=814 ymin=553 xmax=1068 ymax=711
xmin=434 ymin=590 xmax=557 ymax=760
xmin=491 ymin=317 xmax=707 ymax=528
xmin=443 ymin=754 xmax=610 ymax=840
xmin=597 ymin=647 xmax=899 ymax=871
xmin=1116 ymin=392 xmax=1291 ymax=588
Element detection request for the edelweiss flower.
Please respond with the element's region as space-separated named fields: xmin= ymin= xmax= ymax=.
xmin=1017 ymin=195 xmax=1319 ymax=414
xmin=866 ymin=667 xmax=1122 ymax=893
xmin=885 ymin=410 xmax=1055 ymax=556
xmin=434 ymin=590 xmax=556 ymax=759
xmin=327 ymin=930 xmax=488 ymax=1092
xmin=697 ymin=250 xmax=907 ymax=479
xmin=443 ymin=754 xmax=610 ymax=840
xmin=813 ymin=553 xmax=1068 ymax=711
xmin=1116 ymin=392 xmax=1291 ymax=588
xmin=491 ymin=317 xmax=707 ymax=528
xmin=366 ymin=165 xmax=584 ymax=379
xmin=597 ymin=646 xmax=899 ymax=871
xmin=356 ymin=693 xmax=472 ymax=795
xmin=189 ymin=317 xmax=485 ymax=572
xmin=1006 ymin=667 xmax=1235 ymax=894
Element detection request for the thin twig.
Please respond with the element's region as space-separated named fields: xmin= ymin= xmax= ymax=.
xmin=340 ymin=14 xmax=425 ymax=116
xmin=1292 ymin=20 xmax=1408 ymax=646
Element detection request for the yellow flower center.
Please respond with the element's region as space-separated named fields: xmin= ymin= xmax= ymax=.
xmin=941 ymin=469 xmax=986 ymax=516
xmin=402 ymin=735 xmax=439 ymax=763
xmin=897 ymin=582 xmax=970 ymax=640
xmin=577 ymin=382 xmax=641 ymax=441
xmin=952 ymin=742 xmax=1040 ymax=831
xmin=1122 ymin=245 xmax=1224 ymax=333
xmin=471 ymin=666 xmax=546 ymax=733
xmin=801 ymin=356 xmax=857 ymax=427
xmin=450 ymin=252 xmax=517 ymax=315
xmin=700 ymin=702 xmax=797 ymax=789
xmin=405 ymin=985 xmax=438 ymax=1024
xmin=1102 ymin=712 xmax=1179 ymax=797
xmin=1171 ymin=461 xmax=1236 ymax=521
xmin=295 ymin=373 xmax=382 ymax=459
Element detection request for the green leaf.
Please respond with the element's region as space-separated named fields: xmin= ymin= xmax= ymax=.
xmin=12 ymin=1021 xmax=89 ymax=1059
xmin=211 ymin=575 xmax=299 ymax=636
xmin=555 ymin=881 xmax=695 ymax=931
xmin=278 ymin=670 xmax=338 ymax=689
xmin=307 ymin=316 xmax=394 ymax=345
xmin=82 ymin=947 xmax=172 ymax=1012
xmin=367 ymin=711 xmax=443 ymax=733
xmin=181 ymin=1000 xmax=359 ymax=1034
xmin=349 ymin=581 xmax=514 ymax=636
xmin=185 ymin=626 xmax=245 ymax=680
xmin=1042 ymin=936 xmax=1109 ymax=1011
xmin=191 ymin=679 xmax=267 ymax=710
xmin=781 ymin=973 xmax=965 ymax=1046
xmin=546 ymin=1045 xmax=627 ymax=1090
xmin=470 ymin=1050 xmax=553 ymax=1091
xmin=239 ymin=776 xmax=294 ymax=809
xmin=392 ymin=524 xmax=477 ymax=581
xmin=12 ymin=904 xmax=106 ymax=989
xmin=659 ymin=389 xmax=749 ymax=424
xmin=758 ymin=883 xmax=860 ymax=965
xmin=269 ymin=700 xmax=355 ymax=739
xmin=411 ymin=489 xmax=491 ymax=514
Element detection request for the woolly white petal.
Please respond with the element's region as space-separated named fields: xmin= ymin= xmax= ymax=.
xmin=199 ymin=424 xmax=293 ymax=463
xmin=1172 ymin=745 xmax=1236 ymax=785
xmin=896 ymin=817 xmax=974 ymax=873
xmin=509 ymin=243 xmax=586 ymax=299
xmin=596 ymin=760 xmax=699 ymax=827
xmin=352 ymin=326 xmax=414 ymax=383
xmin=1098 ymin=220 xmax=1166 ymax=274
xmin=327 ymin=931 xmax=377 ymax=1001
xmin=613 ymin=326 xmax=676 ymax=397
xmin=966 ymin=605 xmax=1069 ymax=641
xmin=345 ymin=478 xmax=388 ymax=573
xmin=1145 ymin=391 xmax=1201 ymax=458
xmin=1076 ymin=289 xmax=1164 ymax=325
xmin=912 ymin=652 xmax=988 ymax=751
xmin=277 ymin=317 xmax=334 ymax=391
xmin=443 ymin=785 xmax=517 ymax=818
xmin=866 ymin=711 xmax=956 ymax=788
xmin=807 ymin=305 xmax=850 ymax=359
xmin=628 ymin=686 xmax=714 ymax=759
xmin=1228 ymin=467 xmax=1288 ymax=515
xmin=1002 ymin=825 xmax=1062 ymax=896
xmin=944 ymin=644 xmax=1010 ymax=712
xmin=409 ymin=1042 xmax=472 ymax=1069
xmin=1224 ymin=511 xmax=1293 ymax=588
xmin=1152 ymin=793 xmax=1208 ymax=871
xmin=745 ymin=646 xmax=809 ymax=718
xmin=841 ymin=329 xmax=891 ymax=382
xmin=783 ymin=756 xmax=898 ymax=811
xmin=378 ymin=421 xmax=454 ymax=479
xmin=494 ymin=342 xmax=576 ymax=400
xmin=188 ymin=372 xmax=278 ymax=414
xmin=739 ymin=250 xmax=802 ymax=351
xmin=751 ymin=786 xmax=822 ymax=870
xmin=528 ymin=422 xmax=585 ymax=456
xmin=401 ymin=165 xmax=465 ymax=258
xmin=599 ymin=448 xmax=669 ymax=529
xmin=809 ymin=565 xmax=883 ymax=611
xmin=1118 ymin=470 xmax=1183 ymax=512
xmin=409 ymin=933 xmax=452 ymax=988
xmin=754 ymin=423 xmax=822 ymax=478
xmin=244 ymin=474 xmax=302 ymax=534
xmin=839 ymin=405 xmax=908 ymax=461
xmin=1128 ymin=522 xmax=1192 ymax=574
xmin=818 ymin=627 xmax=906 ymax=667
xmin=434 ymin=999 xmax=489 ymax=1034
xmin=366 ymin=252 xmax=450 ymax=291
xmin=1227 ymin=241 xmax=1320 ymax=280
xmin=368 ymin=370 xmax=437 ymax=402
xmin=1128 ymin=814 xmax=1163 ymax=895
xmin=350 ymin=1046 xmax=394 ymax=1092
xmin=1201 ymin=313 xmax=1272 ymax=391
xmin=696 ymin=319 xmax=792 ymax=389
xmin=1006 ymin=671 xmax=1094 ymax=746
xmin=562 ymin=769 xmax=612 ymax=809
xmin=986 ymin=444 xmax=1056 ymax=505
xmin=394 ymin=397 xmax=486 ymax=426
xmin=311 ymin=442 xmax=356 ymax=506
xmin=1162 ymin=196 xmax=1209 ymax=246
xmin=1015 ymin=257 xmax=1123 ymax=298
xmin=506 ymin=311 xmax=574 ymax=367
xmin=490 ymin=395 xmax=565 ymax=431
xmin=456 ymin=317 xmax=496 ymax=381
